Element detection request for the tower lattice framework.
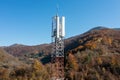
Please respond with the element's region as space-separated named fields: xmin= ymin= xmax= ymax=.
xmin=51 ymin=15 xmax=65 ymax=80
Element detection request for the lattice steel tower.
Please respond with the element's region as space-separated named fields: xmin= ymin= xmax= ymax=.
xmin=51 ymin=13 xmax=65 ymax=80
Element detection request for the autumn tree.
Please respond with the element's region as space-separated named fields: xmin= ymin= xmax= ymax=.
xmin=31 ymin=59 xmax=50 ymax=80
xmin=66 ymin=53 xmax=79 ymax=80
xmin=32 ymin=59 xmax=43 ymax=72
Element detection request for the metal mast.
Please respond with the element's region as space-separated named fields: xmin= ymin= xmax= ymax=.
xmin=51 ymin=12 xmax=65 ymax=80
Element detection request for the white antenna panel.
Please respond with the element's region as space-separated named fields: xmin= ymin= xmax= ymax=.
xmin=56 ymin=16 xmax=60 ymax=38
xmin=61 ymin=16 xmax=65 ymax=37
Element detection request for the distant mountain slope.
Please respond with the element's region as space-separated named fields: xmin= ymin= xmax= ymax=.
xmin=65 ymin=28 xmax=120 ymax=53
xmin=3 ymin=43 xmax=52 ymax=64
xmin=65 ymin=28 xmax=120 ymax=55
xmin=9 ymin=43 xmax=26 ymax=47
xmin=64 ymin=28 xmax=120 ymax=79
xmin=113 ymin=28 xmax=120 ymax=30
xmin=3 ymin=27 xmax=120 ymax=64
xmin=1 ymin=27 xmax=120 ymax=79
xmin=89 ymin=26 xmax=108 ymax=31
xmin=4 ymin=44 xmax=51 ymax=56
xmin=0 ymin=48 xmax=27 ymax=70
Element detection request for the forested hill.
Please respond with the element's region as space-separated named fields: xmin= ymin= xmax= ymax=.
xmin=0 ymin=27 xmax=120 ymax=80
xmin=4 ymin=27 xmax=120 ymax=59
xmin=65 ymin=28 xmax=120 ymax=79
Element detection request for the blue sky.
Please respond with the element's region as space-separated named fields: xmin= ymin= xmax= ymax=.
xmin=0 ymin=0 xmax=120 ymax=46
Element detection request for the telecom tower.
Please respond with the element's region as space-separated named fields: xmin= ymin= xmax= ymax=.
xmin=51 ymin=12 xmax=65 ymax=80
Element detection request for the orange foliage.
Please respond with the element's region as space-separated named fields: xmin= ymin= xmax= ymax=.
xmin=0 ymin=68 xmax=9 ymax=79
xmin=32 ymin=59 xmax=43 ymax=71
xmin=111 ymin=56 xmax=117 ymax=66
xmin=68 ymin=53 xmax=79 ymax=71
xmin=102 ymin=37 xmax=112 ymax=45
xmin=108 ymin=38 xmax=112 ymax=45
xmin=74 ymin=46 xmax=84 ymax=52
xmin=85 ymin=41 xmax=96 ymax=50
xmin=97 ymin=57 xmax=102 ymax=65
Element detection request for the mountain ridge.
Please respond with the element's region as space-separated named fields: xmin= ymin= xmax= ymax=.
xmin=1 ymin=26 xmax=119 ymax=47
xmin=0 ymin=26 xmax=120 ymax=80
xmin=2 ymin=27 xmax=120 ymax=64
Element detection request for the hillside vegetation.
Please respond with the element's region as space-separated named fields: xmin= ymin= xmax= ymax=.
xmin=0 ymin=27 xmax=120 ymax=80
xmin=0 ymin=48 xmax=50 ymax=80
xmin=65 ymin=28 xmax=120 ymax=80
